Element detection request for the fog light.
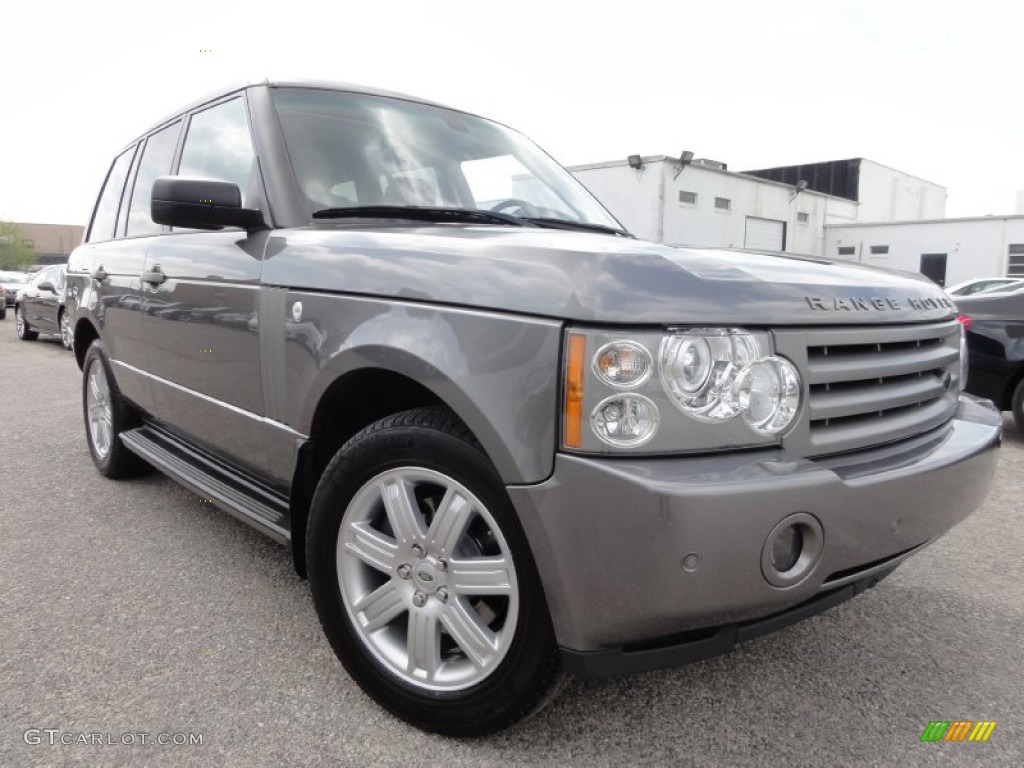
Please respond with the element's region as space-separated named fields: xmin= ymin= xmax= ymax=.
xmin=771 ymin=524 xmax=803 ymax=573
xmin=761 ymin=513 xmax=824 ymax=588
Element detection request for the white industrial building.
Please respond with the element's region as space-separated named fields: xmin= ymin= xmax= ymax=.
xmin=825 ymin=216 xmax=1024 ymax=287
xmin=569 ymin=156 xmax=946 ymax=257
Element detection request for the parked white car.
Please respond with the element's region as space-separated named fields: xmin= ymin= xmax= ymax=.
xmin=946 ymin=277 xmax=1023 ymax=296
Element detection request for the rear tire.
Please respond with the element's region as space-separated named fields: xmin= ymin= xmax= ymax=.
xmin=15 ymin=305 xmax=37 ymax=340
xmin=307 ymin=406 xmax=563 ymax=736
xmin=82 ymin=340 xmax=151 ymax=478
xmin=1012 ymin=378 xmax=1024 ymax=431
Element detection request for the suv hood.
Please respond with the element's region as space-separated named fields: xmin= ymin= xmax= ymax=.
xmin=264 ymin=226 xmax=957 ymax=325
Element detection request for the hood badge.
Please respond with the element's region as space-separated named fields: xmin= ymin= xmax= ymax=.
xmin=805 ymin=296 xmax=954 ymax=312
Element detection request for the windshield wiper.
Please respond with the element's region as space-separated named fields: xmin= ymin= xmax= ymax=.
xmin=520 ymin=217 xmax=632 ymax=237
xmin=312 ymin=205 xmax=529 ymax=227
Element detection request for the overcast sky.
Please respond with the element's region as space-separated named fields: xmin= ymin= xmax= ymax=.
xmin=2 ymin=0 xmax=1021 ymax=226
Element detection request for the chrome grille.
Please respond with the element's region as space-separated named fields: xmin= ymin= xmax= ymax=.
xmin=776 ymin=320 xmax=961 ymax=456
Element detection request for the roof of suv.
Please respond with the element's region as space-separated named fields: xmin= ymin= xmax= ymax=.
xmin=136 ymin=78 xmax=453 ymax=145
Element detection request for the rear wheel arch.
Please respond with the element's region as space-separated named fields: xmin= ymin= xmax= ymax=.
xmin=73 ymin=319 xmax=100 ymax=370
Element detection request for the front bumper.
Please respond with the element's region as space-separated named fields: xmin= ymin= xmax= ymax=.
xmin=507 ymin=395 xmax=1001 ymax=670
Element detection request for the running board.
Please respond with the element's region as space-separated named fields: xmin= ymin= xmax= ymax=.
xmin=120 ymin=424 xmax=290 ymax=544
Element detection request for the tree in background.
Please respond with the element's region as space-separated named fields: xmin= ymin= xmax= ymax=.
xmin=0 ymin=222 xmax=36 ymax=270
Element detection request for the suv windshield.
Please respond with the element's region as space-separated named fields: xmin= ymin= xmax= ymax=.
xmin=271 ymin=87 xmax=623 ymax=231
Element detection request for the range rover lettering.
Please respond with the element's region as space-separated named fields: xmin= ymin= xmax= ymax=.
xmin=66 ymin=81 xmax=1002 ymax=735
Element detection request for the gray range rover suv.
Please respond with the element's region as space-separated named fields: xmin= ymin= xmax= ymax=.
xmin=67 ymin=80 xmax=1002 ymax=735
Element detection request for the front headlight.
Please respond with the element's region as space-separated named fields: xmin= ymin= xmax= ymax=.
xmin=563 ymin=327 xmax=803 ymax=453
xmin=660 ymin=329 xmax=761 ymax=421
xmin=593 ymin=340 xmax=653 ymax=388
xmin=731 ymin=356 xmax=801 ymax=435
xmin=590 ymin=394 xmax=659 ymax=447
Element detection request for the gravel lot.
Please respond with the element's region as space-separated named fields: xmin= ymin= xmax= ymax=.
xmin=1 ymin=318 xmax=1021 ymax=768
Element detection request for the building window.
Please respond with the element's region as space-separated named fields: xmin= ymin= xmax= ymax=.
xmin=797 ymin=212 xmax=809 ymax=224
xmin=714 ymin=197 xmax=731 ymax=212
xmin=678 ymin=190 xmax=697 ymax=205
xmin=870 ymin=245 xmax=889 ymax=255
xmin=1009 ymin=244 xmax=1024 ymax=276
xmin=837 ymin=246 xmax=856 ymax=256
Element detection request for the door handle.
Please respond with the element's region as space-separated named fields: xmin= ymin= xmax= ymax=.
xmin=91 ymin=267 xmax=108 ymax=282
xmin=141 ymin=267 xmax=166 ymax=286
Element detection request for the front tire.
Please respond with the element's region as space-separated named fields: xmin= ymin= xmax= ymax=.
xmin=307 ymin=407 xmax=562 ymax=736
xmin=15 ymin=305 xmax=37 ymax=340
xmin=1012 ymin=377 xmax=1024 ymax=431
xmin=59 ymin=309 xmax=73 ymax=350
xmin=82 ymin=340 xmax=150 ymax=478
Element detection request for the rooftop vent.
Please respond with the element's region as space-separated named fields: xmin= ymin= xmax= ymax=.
xmin=693 ymin=158 xmax=728 ymax=171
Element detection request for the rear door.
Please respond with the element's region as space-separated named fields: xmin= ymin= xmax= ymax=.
xmin=73 ymin=123 xmax=183 ymax=413
xmin=139 ymin=94 xmax=270 ymax=470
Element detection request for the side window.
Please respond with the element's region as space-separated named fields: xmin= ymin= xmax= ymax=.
xmin=86 ymin=146 xmax=137 ymax=243
xmin=178 ymin=98 xmax=256 ymax=205
xmin=116 ymin=145 xmax=144 ymax=238
xmin=126 ymin=121 xmax=182 ymax=238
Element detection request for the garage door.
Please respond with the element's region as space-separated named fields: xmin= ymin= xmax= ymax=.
xmin=744 ymin=217 xmax=786 ymax=252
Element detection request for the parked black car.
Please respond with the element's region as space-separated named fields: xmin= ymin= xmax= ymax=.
xmin=15 ymin=265 xmax=72 ymax=349
xmin=957 ymin=286 xmax=1024 ymax=428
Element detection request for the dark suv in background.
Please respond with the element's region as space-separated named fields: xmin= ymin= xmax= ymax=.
xmin=957 ymin=286 xmax=1024 ymax=428
xmin=66 ymin=80 xmax=1001 ymax=735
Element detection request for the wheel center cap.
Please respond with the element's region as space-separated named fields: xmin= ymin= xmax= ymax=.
xmin=413 ymin=562 xmax=439 ymax=593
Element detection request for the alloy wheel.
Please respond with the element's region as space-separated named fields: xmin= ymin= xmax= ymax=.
xmin=337 ymin=467 xmax=519 ymax=691
xmin=86 ymin=361 xmax=114 ymax=459
xmin=60 ymin=312 xmax=72 ymax=349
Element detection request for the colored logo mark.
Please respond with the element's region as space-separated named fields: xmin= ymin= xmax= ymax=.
xmin=920 ymin=721 xmax=996 ymax=742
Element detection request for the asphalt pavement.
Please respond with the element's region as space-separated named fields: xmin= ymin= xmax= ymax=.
xmin=1 ymin=318 xmax=1021 ymax=768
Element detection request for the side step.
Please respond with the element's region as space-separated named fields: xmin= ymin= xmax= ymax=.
xmin=121 ymin=424 xmax=290 ymax=544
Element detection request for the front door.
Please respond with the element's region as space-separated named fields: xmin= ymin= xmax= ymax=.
xmin=22 ymin=268 xmax=55 ymax=331
xmin=140 ymin=95 xmax=270 ymax=471
xmin=920 ymin=253 xmax=948 ymax=287
xmin=32 ymin=266 xmax=63 ymax=332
